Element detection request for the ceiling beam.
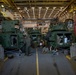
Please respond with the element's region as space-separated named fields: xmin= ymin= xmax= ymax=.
xmin=14 ymin=1 xmax=70 ymax=3
xmin=23 ymin=18 xmax=51 ymax=21
xmin=15 ymin=2 xmax=70 ymax=6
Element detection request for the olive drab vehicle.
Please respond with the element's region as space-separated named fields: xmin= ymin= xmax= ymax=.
xmin=46 ymin=19 xmax=74 ymax=50
xmin=0 ymin=20 xmax=25 ymax=50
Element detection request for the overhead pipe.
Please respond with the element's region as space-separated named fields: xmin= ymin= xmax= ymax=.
xmin=58 ymin=0 xmax=75 ymax=17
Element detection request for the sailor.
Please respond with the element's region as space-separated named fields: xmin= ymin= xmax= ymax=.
xmin=25 ymin=35 xmax=31 ymax=56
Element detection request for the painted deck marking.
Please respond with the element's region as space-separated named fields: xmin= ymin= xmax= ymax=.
xmin=66 ymin=55 xmax=71 ymax=60
xmin=36 ymin=49 xmax=39 ymax=75
xmin=4 ymin=57 xmax=8 ymax=62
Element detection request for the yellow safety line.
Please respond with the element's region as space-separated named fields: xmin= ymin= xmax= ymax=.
xmin=66 ymin=55 xmax=71 ymax=60
xmin=4 ymin=57 xmax=8 ymax=62
xmin=0 ymin=57 xmax=8 ymax=71
xmin=36 ymin=49 xmax=39 ymax=75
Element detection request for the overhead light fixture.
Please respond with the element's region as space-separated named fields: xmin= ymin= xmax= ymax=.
xmin=39 ymin=7 xmax=42 ymax=18
xmin=17 ymin=7 xmax=20 ymax=10
xmin=31 ymin=7 xmax=34 ymax=9
xmin=39 ymin=7 xmax=42 ymax=9
xmin=54 ymin=7 xmax=63 ymax=18
xmin=46 ymin=7 xmax=49 ymax=10
xmin=59 ymin=7 xmax=64 ymax=11
xmin=48 ymin=7 xmax=56 ymax=18
xmin=31 ymin=7 xmax=35 ymax=19
xmin=24 ymin=7 xmax=27 ymax=11
xmin=26 ymin=10 xmax=30 ymax=19
xmin=58 ymin=6 xmax=68 ymax=17
xmin=53 ymin=7 xmax=56 ymax=10
xmin=43 ymin=7 xmax=49 ymax=19
xmin=54 ymin=11 xmax=60 ymax=18
xmin=73 ymin=11 xmax=75 ymax=14
xmin=24 ymin=7 xmax=30 ymax=19
xmin=1 ymin=5 xmax=4 ymax=8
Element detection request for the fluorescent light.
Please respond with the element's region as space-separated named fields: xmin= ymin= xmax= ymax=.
xmin=39 ymin=7 xmax=42 ymax=9
xmin=1 ymin=5 xmax=4 ymax=8
xmin=39 ymin=7 xmax=42 ymax=18
xmin=48 ymin=7 xmax=56 ymax=18
xmin=73 ymin=11 xmax=75 ymax=14
xmin=54 ymin=7 xmax=63 ymax=18
xmin=54 ymin=11 xmax=60 ymax=18
xmin=43 ymin=7 xmax=49 ymax=19
xmin=59 ymin=7 xmax=64 ymax=11
xmin=31 ymin=7 xmax=35 ymax=19
xmin=46 ymin=7 xmax=49 ymax=10
xmin=24 ymin=7 xmax=30 ymax=19
xmin=17 ymin=7 xmax=20 ymax=10
xmin=31 ymin=7 xmax=34 ymax=9
xmin=24 ymin=7 xmax=27 ymax=11
xmin=58 ymin=6 xmax=68 ymax=17
xmin=53 ymin=7 xmax=56 ymax=9
xmin=26 ymin=10 xmax=30 ymax=19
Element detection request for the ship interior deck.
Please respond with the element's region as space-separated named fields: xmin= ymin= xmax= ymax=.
xmin=0 ymin=47 xmax=76 ymax=75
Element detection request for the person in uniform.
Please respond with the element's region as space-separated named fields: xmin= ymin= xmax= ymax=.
xmin=25 ymin=35 xmax=31 ymax=56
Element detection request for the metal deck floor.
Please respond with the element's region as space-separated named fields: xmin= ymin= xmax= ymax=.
xmin=0 ymin=48 xmax=75 ymax=75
